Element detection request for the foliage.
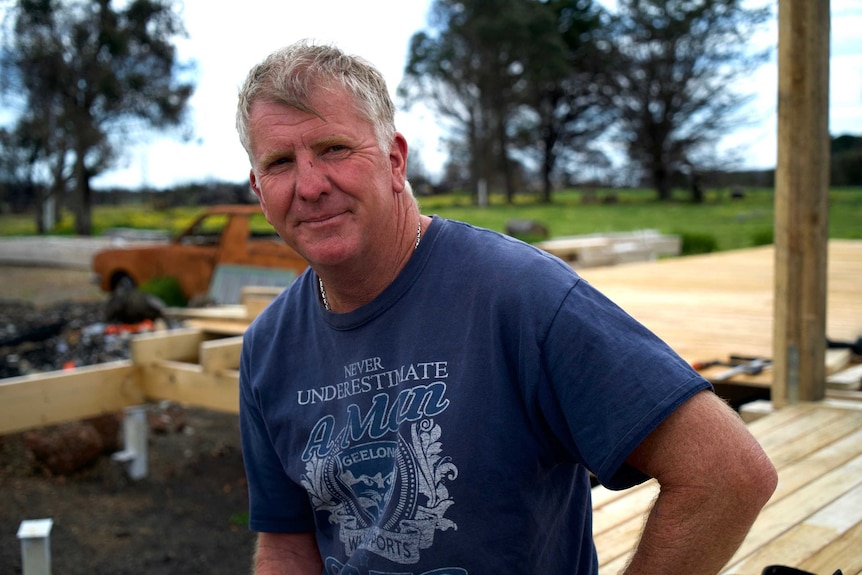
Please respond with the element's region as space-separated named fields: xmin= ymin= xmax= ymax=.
xmin=49 ymin=204 xmax=196 ymax=236
xmin=750 ymin=227 xmax=774 ymax=247
xmin=831 ymin=134 xmax=862 ymax=186
xmin=416 ymin=187 xmax=862 ymax=252
xmin=2 ymin=187 xmax=860 ymax=255
xmin=600 ymin=0 xmax=772 ymax=201
xmin=400 ymin=0 xmax=772 ymax=204
xmin=512 ymin=0 xmax=614 ymax=202
xmin=0 ymin=0 xmax=195 ymax=235
xmin=400 ymin=0 xmax=612 ymax=204
xmin=139 ymin=275 xmax=186 ymax=307
xmin=228 ymin=511 xmax=250 ymax=528
xmin=676 ymin=231 xmax=718 ymax=255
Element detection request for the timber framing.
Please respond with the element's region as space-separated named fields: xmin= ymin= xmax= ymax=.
xmin=2 ymin=237 xmax=859 ymax=436
xmin=0 ymin=328 xmax=242 ymax=435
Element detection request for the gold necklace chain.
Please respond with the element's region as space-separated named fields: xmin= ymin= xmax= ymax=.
xmin=319 ymin=221 xmax=422 ymax=311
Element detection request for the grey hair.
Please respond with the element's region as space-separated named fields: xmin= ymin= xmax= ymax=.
xmin=236 ymin=40 xmax=396 ymax=158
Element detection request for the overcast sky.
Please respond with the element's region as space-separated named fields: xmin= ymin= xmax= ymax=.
xmin=89 ymin=0 xmax=862 ymax=190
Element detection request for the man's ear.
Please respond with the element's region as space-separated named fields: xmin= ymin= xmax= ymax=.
xmin=250 ymin=170 xmax=264 ymax=205
xmin=250 ymin=170 xmax=274 ymax=226
xmin=390 ymin=133 xmax=409 ymax=193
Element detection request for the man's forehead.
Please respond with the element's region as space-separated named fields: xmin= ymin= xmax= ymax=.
xmin=251 ymin=85 xmax=363 ymax=123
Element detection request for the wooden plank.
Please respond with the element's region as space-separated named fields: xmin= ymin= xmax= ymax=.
xmin=739 ymin=399 xmax=775 ymax=423
xmin=536 ymin=230 xmax=680 ymax=267
xmin=825 ymin=348 xmax=852 ymax=375
xmin=241 ymin=285 xmax=283 ymax=319
xmin=725 ymin=452 xmax=862 ymax=566
xmin=747 ymin=406 xmax=840 ymax=457
xmin=139 ymin=359 xmax=239 ymax=413
xmin=0 ymin=328 xmax=242 ymax=434
xmin=592 ymin=482 xmax=645 ymax=509
xmin=0 ymin=361 xmax=142 ymax=434
xmin=827 ymin=364 xmax=862 ymax=391
xmin=772 ymin=0 xmax=831 ymax=405
xmin=825 ymin=389 xmax=862 ymax=403
xmin=593 ymin=480 xmax=657 ymax=536
xmin=199 ymin=335 xmax=243 ymax=373
xmin=130 ymin=327 xmax=207 ymax=364
xmin=579 ymin=241 xmax=862 ymax=392
xmin=595 ymin=404 xmax=862 ymax=574
xmin=744 ymin=402 xmax=820 ymax=436
xmin=181 ymin=318 xmax=250 ymax=336
xmin=723 ymin=481 xmax=862 ymax=574
xmin=164 ymin=304 xmax=249 ymax=321
xmin=797 ymin=518 xmax=862 ymax=575
xmin=759 ymin=410 xmax=862 ymax=468
xmin=600 ymin=552 xmax=632 ymax=575
xmin=768 ymin=427 xmax=862 ymax=504
xmin=595 ymin=510 xmax=648 ymax=570
xmin=820 ymin=397 xmax=862 ymax=411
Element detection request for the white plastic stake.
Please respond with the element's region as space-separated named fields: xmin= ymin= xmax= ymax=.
xmin=112 ymin=405 xmax=148 ymax=480
xmin=17 ymin=518 xmax=53 ymax=575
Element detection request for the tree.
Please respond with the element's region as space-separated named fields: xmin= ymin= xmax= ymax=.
xmin=602 ymin=0 xmax=770 ymax=201
xmin=0 ymin=0 xmax=194 ymax=235
xmin=0 ymin=127 xmax=41 ymax=216
xmin=401 ymin=0 xmax=519 ymax=204
xmin=831 ymin=134 xmax=862 ymax=186
xmin=511 ymin=0 xmax=614 ymax=203
xmin=401 ymin=0 xmax=616 ymax=204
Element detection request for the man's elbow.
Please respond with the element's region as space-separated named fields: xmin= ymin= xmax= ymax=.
xmin=733 ymin=444 xmax=778 ymax=516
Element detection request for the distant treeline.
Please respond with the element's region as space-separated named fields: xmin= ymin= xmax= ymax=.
xmin=1 ymin=133 xmax=860 ymax=215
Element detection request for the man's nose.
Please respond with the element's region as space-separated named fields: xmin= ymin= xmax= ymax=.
xmin=295 ymin=158 xmax=329 ymax=201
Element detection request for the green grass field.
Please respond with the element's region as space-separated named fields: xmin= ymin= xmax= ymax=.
xmin=1 ymin=187 xmax=860 ymax=254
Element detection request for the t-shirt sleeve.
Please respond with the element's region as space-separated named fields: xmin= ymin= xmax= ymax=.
xmin=239 ymin=334 xmax=317 ymax=533
xmin=538 ymin=277 xmax=711 ymax=490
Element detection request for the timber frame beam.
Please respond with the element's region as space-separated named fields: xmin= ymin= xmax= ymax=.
xmin=0 ymin=328 xmax=243 ymax=435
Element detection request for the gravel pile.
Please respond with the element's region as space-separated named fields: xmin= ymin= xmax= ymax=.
xmin=0 ymin=299 xmax=138 ymax=379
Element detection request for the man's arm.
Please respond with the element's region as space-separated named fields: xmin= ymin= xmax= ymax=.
xmin=254 ymin=532 xmax=323 ymax=575
xmin=622 ymin=389 xmax=778 ymax=574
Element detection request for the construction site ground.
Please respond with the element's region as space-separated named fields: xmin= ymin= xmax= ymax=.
xmin=0 ymin=265 xmax=255 ymax=575
xmin=1 ymin=239 xmax=860 ymax=573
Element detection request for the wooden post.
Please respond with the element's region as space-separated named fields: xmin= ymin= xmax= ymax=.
xmin=112 ymin=405 xmax=149 ymax=480
xmin=17 ymin=519 xmax=53 ymax=575
xmin=773 ymin=0 xmax=831 ymax=407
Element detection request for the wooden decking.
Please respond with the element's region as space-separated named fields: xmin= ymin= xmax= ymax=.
xmin=579 ymin=240 xmax=862 ymax=389
xmin=593 ymin=400 xmax=862 ymax=575
xmin=581 ymin=241 xmax=862 ymax=572
xmin=1 ymin=240 xmax=860 ymax=570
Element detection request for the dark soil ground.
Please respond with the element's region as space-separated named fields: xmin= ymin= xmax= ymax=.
xmin=0 ymin=266 xmax=257 ymax=574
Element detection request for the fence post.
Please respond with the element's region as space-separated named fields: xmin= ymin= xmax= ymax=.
xmin=17 ymin=518 xmax=53 ymax=575
xmin=112 ymin=405 xmax=149 ymax=480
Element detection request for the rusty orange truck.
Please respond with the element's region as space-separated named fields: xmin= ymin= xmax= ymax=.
xmin=92 ymin=205 xmax=308 ymax=303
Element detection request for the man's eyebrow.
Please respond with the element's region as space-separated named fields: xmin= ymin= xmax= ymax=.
xmin=257 ymin=147 xmax=294 ymax=166
xmin=312 ymin=135 xmax=350 ymax=150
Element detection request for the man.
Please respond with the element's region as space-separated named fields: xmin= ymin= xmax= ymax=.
xmin=236 ymin=40 xmax=777 ymax=575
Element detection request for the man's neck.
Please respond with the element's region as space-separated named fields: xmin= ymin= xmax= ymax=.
xmin=317 ymin=212 xmax=426 ymax=313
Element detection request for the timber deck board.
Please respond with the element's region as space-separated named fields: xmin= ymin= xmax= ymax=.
xmin=594 ymin=401 xmax=862 ymax=575
xmin=579 ymin=240 xmax=862 ymax=389
xmin=2 ymin=242 xmax=861 ymax=568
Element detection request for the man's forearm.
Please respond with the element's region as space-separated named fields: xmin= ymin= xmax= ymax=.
xmin=254 ymin=532 xmax=322 ymax=575
xmin=622 ymin=391 xmax=777 ymax=574
xmin=622 ymin=480 xmax=761 ymax=574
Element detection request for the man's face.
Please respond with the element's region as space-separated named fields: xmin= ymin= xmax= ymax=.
xmin=247 ymin=87 xmax=407 ymax=268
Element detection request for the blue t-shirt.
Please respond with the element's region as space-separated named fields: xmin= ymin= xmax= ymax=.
xmin=239 ymin=217 xmax=709 ymax=574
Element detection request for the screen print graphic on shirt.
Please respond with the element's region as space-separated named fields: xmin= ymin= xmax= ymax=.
xmin=299 ymin=357 xmax=461 ymax=571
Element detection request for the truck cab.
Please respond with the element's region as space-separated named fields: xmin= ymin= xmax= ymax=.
xmin=92 ymin=205 xmax=308 ymax=303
